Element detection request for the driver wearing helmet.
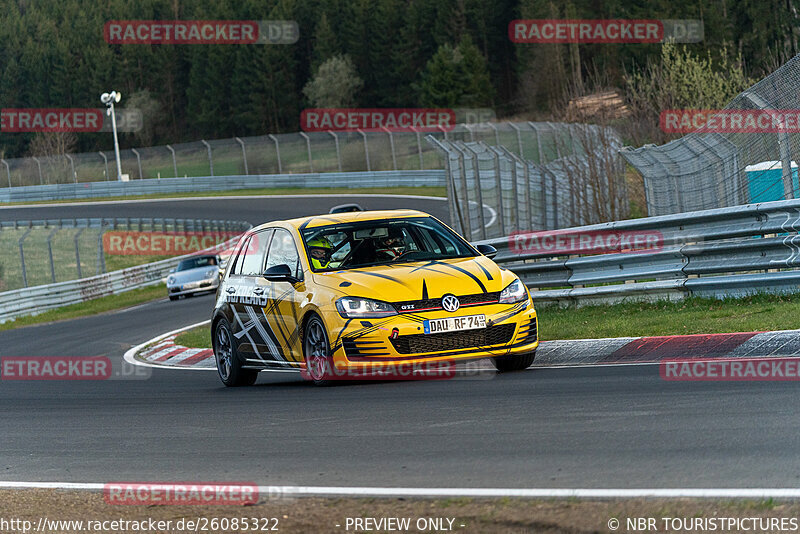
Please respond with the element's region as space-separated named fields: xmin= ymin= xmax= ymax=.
xmin=375 ymin=228 xmax=406 ymax=261
xmin=307 ymin=235 xmax=333 ymax=269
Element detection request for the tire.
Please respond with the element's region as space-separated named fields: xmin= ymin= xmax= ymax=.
xmin=303 ymin=315 xmax=335 ymax=386
xmin=169 ymin=295 xmax=179 ymax=301
xmin=213 ymin=318 xmax=258 ymax=387
xmin=493 ymin=351 xmax=536 ymax=372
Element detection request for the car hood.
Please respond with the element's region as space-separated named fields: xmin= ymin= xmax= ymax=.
xmin=168 ymin=266 xmax=216 ymax=284
xmin=310 ymin=256 xmax=514 ymax=301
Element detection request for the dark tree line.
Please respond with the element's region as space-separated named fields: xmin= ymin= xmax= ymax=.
xmin=0 ymin=0 xmax=798 ymax=158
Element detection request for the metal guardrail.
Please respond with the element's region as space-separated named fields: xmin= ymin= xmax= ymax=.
xmin=479 ymin=197 xmax=800 ymax=305
xmin=0 ymin=223 xmax=251 ymax=323
xmin=0 ymin=170 xmax=446 ymax=203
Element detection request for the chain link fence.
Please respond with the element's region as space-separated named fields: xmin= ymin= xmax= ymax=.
xmin=0 ymin=218 xmax=250 ymax=291
xmin=0 ymin=121 xmax=576 ymax=187
xmin=621 ymin=53 xmax=800 ymax=216
xmin=430 ymin=123 xmax=628 ymax=239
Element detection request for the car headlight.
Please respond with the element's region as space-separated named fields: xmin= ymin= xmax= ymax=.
xmin=499 ymin=279 xmax=527 ymax=304
xmin=336 ymin=297 xmax=398 ymax=318
xmin=167 ymin=275 xmax=176 ymax=285
xmin=205 ymin=268 xmax=217 ymax=279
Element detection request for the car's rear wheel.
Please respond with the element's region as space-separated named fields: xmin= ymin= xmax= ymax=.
xmin=303 ymin=315 xmax=335 ymax=386
xmin=213 ymin=318 xmax=258 ymax=387
xmin=493 ymin=351 xmax=536 ymax=372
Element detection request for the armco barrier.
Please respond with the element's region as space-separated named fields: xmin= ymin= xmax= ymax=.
xmin=0 ymin=170 xmax=446 ymax=203
xmin=479 ymin=197 xmax=800 ymax=306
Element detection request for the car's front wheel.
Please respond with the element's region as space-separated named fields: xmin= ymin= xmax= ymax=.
xmin=213 ymin=318 xmax=258 ymax=387
xmin=493 ymin=351 xmax=535 ymax=372
xmin=303 ymin=315 xmax=335 ymax=386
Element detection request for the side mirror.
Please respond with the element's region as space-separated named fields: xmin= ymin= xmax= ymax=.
xmin=263 ymin=264 xmax=300 ymax=284
xmin=476 ymin=244 xmax=497 ymax=259
xmin=169 ymin=267 xmax=176 ymax=273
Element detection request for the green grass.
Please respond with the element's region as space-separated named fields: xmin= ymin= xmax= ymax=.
xmin=4 ymin=186 xmax=447 ymax=206
xmin=537 ymin=294 xmax=800 ymax=340
xmin=172 ymin=293 xmax=800 ymax=349
xmin=0 ymin=283 xmax=167 ymax=331
xmin=174 ymin=324 xmax=212 ymax=348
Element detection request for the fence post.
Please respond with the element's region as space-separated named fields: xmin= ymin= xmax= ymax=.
xmin=235 ymin=137 xmax=248 ymax=175
xmin=383 ymin=127 xmax=397 ymax=170
xmin=487 ymin=122 xmax=500 ymax=146
xmin=412 ymin=128 xmax=424 ymax=170
xmin=131 ymin=148 xmax=143 ymax=179
xmin=507 ymin=122 xmax=524 ymax=158
xmin=358 ymin=129 xmax=371 ymax=172
xmin=327 ymin=131 xmax=342 ymax=172
xmin=268 ymin=134 xmax=282 ymax=174
xmin=47 ymin=228 xmax=59 ymax=283
xmin=528 ymin=122 xmax=544 ymax=164
xmin=32 ymin=157 xmax=43 ymax=185
xmin=490 ymin=147 xmax=507 ymax=237
xmin=98 ymin=152 xmax=109 ymax=181
xmin=298 ymin=132 xmax=313 ymax=172
xmin=97 ymin=230 xmax=106 ymax=275
xmin=1 ymin=159 xmax=10 ymax=187
xmin=165 ymin=145 xmax=177 ymax=178
xmin=19 ymin=227 xmax=32 ymax=288
xmin=74 ymin=227 xmax=85 ymax=279
xmin=65 ymin=154 xmax=76 ymax=183
xmin=200 ymin=140 xmax=214 ymax=177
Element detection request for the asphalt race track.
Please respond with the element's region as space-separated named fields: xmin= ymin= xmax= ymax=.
xmin=2 ymin=194 xmax=800 ymax=488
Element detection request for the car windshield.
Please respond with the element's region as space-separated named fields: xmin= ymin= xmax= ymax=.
xmin=176 ymin=256 xmax=217 ymax=272
xmin=301 ymin=217 xmax=476 ymax=271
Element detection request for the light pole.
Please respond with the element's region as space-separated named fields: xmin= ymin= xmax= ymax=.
xmin=101 ymin=91 xmax=123 ymax=181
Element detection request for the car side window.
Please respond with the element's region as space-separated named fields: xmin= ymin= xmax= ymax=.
xmin=238 ymin=230 xmax=273 ymax=277
xmin=265 ymin=228 xmax=301 ymax=278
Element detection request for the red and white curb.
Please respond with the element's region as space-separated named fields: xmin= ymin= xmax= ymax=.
xmin=126 ymin=323 xmax=800 ymax=372
xmin=124 ymin=320 xmax=215 ymax=371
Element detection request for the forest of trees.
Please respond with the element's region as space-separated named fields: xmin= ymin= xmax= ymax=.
xmin=0 ymin=0 xmax=798 ymax=158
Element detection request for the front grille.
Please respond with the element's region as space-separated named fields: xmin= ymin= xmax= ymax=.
xmin=393 ymin=292 xmax=500 ymax=313
xmin=390 ymin=323 xmax=516 ymax=354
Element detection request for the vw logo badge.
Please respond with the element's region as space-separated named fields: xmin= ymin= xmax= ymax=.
xmin=441 ymin=294 xmax=460 ymax=313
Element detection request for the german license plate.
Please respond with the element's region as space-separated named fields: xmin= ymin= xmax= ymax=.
xmin=423 ymin=314 xmax=486 ymax=334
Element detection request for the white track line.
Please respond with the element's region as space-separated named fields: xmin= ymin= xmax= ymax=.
xmin=123 ymin=320 xmax=213 ymax=371
xmin=1 ymin=481 xmax=800 ymax=498
xmin=1 ymin=194 xmax=447 ymax=210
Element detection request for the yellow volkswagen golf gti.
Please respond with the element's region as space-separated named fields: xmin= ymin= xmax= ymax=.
xmin=211 ymin=210 xmax=539 ymax=386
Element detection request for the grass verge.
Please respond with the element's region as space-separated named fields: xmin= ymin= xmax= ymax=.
xmin=173 ymin=293 xmax=800 ymax=349
xmin=174 ymin=323 xmax=212 ymax=348
xmin=3 ymin=186 xmax=446 ymax=205
xmin=0 ymin=283 xmax=166 ymax=331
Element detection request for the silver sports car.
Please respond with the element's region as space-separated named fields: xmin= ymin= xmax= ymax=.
xmin=166 ymin=254 xmax=222 ymax=300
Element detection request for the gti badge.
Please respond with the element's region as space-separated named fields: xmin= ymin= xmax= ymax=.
xmin=441 ymin=294 xmax=460 ymax=312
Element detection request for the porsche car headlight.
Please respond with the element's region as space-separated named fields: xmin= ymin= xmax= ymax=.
xmin=336 ymin=297 xmax=398 ymax=318
xmin=167 ymin=275 xmax=176 ymax=285
xmin=499 ymin=279 xmax=527 ymax=304
xmin=205 ymin=268 xmax=217 ymax=279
